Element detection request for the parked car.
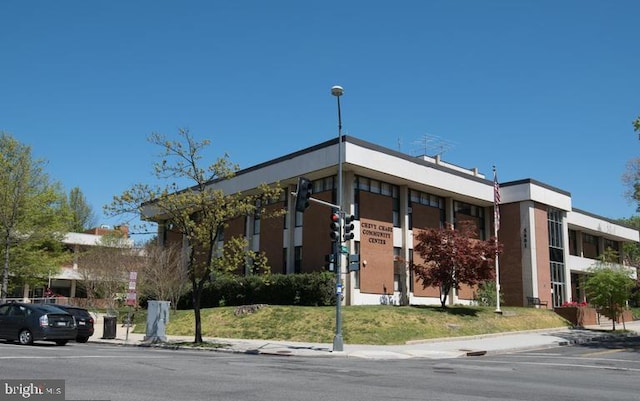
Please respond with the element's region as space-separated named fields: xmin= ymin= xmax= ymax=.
xmin=53 ymin=305 xmax=94 ymax=343
xmin=0 ymin=303 xmax=77 ymax=346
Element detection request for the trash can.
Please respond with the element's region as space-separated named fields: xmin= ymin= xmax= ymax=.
xmin=102 ymin=316 xmax=117 ymax=339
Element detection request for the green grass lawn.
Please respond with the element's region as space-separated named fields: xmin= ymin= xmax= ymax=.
xmin=133 ymin=305 xmax=572 ymax=345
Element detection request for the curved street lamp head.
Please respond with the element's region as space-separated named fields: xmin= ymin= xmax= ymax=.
xmin=331 ymin=85 xmax=344 ymax=97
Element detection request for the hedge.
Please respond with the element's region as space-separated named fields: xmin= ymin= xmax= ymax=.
xmin=177 ymin=271 xmax=335 ymax=309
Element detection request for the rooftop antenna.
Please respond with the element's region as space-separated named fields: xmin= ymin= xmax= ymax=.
xmin=412 ymin=133 xmax=456 ymax=157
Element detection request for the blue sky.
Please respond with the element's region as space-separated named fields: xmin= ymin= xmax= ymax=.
xmin=2 ymin=0 xmax=639 ymax=241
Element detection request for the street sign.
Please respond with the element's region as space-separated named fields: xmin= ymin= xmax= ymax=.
xmin=126 ymin=272 xmax=138 ymax=306
xmin=340 ymin=245 xmax=348 ymax=254
xmin=125 ymin=291 xmax=137 ymax=306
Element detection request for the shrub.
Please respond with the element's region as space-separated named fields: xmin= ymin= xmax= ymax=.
xmin=473 ymin=280 xmax=503 ymax=307
xmin=177 ymin=271 xmax=335 ymax=309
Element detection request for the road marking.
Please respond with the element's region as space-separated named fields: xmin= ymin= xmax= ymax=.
xmin=580 ymin=349 xmax=625 ymax=357
xmin=496 ymin=353 xmax=640 ymax=366
xmin=463 ymin=359 xmax=640 ymax=372
xmin=0 ymin=355 xmax=167 ymax=360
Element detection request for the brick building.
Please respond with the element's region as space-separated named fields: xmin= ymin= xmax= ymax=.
xmin=148 ymin=136 xmax=639 ymax=308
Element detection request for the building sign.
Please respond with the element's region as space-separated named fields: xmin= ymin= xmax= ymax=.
xmin=361 ymin=221 xmax=393 ymax=245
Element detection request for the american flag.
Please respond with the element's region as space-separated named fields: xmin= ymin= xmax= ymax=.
xmin=493 ymin=168 xmax=501 ymax=231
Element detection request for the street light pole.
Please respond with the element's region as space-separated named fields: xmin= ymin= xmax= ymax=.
xmin=331 ymin=85 xmax=344 ymax=352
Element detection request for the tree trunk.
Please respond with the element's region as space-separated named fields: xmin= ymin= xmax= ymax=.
xmin=610 ymin=298 xmax=616 ymax=331
xmin=192 ymin=280 xmax=203 ymax=344
xmin=2 ymin=237 xmax=10 ymax=303
xmin=439 ymin=285 xmax=449 ymax=308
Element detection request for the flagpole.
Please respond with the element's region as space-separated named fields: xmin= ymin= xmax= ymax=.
xmin=493 ymin=166 xmax=501 ymax=314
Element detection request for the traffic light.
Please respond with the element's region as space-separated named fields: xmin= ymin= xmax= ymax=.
xmin=330 ymin=210 xmax=341 ymax=242
xmin=294 ymin=177 xmax=312 ymax=213
xmin=324 ymin=253 xmax=336 ymax=271
xmin=343 ymin=214 xmax=355 ymax=241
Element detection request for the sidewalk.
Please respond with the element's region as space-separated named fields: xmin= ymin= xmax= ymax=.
xmin=89 ymin=314 xmax=640 ymax=360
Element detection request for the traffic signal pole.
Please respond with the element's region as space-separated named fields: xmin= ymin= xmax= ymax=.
xmin=293 ymin=85 xmax=346 ymax=353
xmin=332 ymin=85 xmax=344 ymax=352
xmin=290 ymin=193 xmax=345 ymax=352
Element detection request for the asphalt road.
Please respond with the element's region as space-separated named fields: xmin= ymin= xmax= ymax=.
xmin=0 ymin=337 xmax=638 ymax=401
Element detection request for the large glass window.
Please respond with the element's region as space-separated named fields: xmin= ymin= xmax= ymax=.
xmin=548 ymin=208 xmax=566 ymax=307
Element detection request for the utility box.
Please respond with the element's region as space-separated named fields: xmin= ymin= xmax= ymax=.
xmin=145 ymin=300 xmax=170 ymax=343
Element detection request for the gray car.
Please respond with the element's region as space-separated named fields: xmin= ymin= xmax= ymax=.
xmin=0 ymin=303 xmax=77 ymax=346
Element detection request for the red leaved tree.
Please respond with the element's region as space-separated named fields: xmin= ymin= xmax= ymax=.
xmin=412 ymin=221 xmax=501 ymax=308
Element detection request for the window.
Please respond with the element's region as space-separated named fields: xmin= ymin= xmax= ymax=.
xmin=393 ymin=196 xmax=400 ymax=228
xmin=295 ymin=176 xmax=336 ymax=228
xmin=547 ymin=208 xmax=566 ymax=307
xmin=408 ymin=250 xmax=414 ymax=293
xmin=453 ymin=200 xmax=485 ymax=239
xmin=370 ymin=179 xmax=380 ymax=194
xmin=359 ymin=178 xmax=370 ymax=192
xmin=295 ymin=211 xmax=303 ymax=227
xmin=252 ymin=200 xmax=262 ymax=235
xmin=568 ymin=229 xmax=577 ymax=256
xmin=354 ymin=176 xmax=399 ymax=225
xmin=283 ymin=193 xmax=289 ymax=229
xmin=393 ymin=247 xmax=402 ymax=259
xmin=408 ymin=189 xmax=445 ymax=229
xmin=604 ymin=238 xmax=619 ymax=253
xmin=582 ymin=233 xmax=600 ymax=259
xmin=282 ymin=248 xmax=288 ymax=275
xmin=294 ymin=246 xmax=302 ymax=274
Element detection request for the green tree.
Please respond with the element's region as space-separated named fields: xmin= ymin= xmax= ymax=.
xmin=616 ymin=217 xmax=640 ymax=306
xmin=411 ymin=221 xmax=501 ymax=308
xmin=0 ymin=132 xmax=69 ymax=301
xmin=584 ymin=251 xmax=635 ymax=330
xmin=106 ymin=129 xmax=283 ymax=343
xmin=621 ymin=159 xmax=640 ymax=212
xmin=65 ymin=187 xmax=97 ymax=232
xmin=623 ymin=115 xmax=640 ymax=210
